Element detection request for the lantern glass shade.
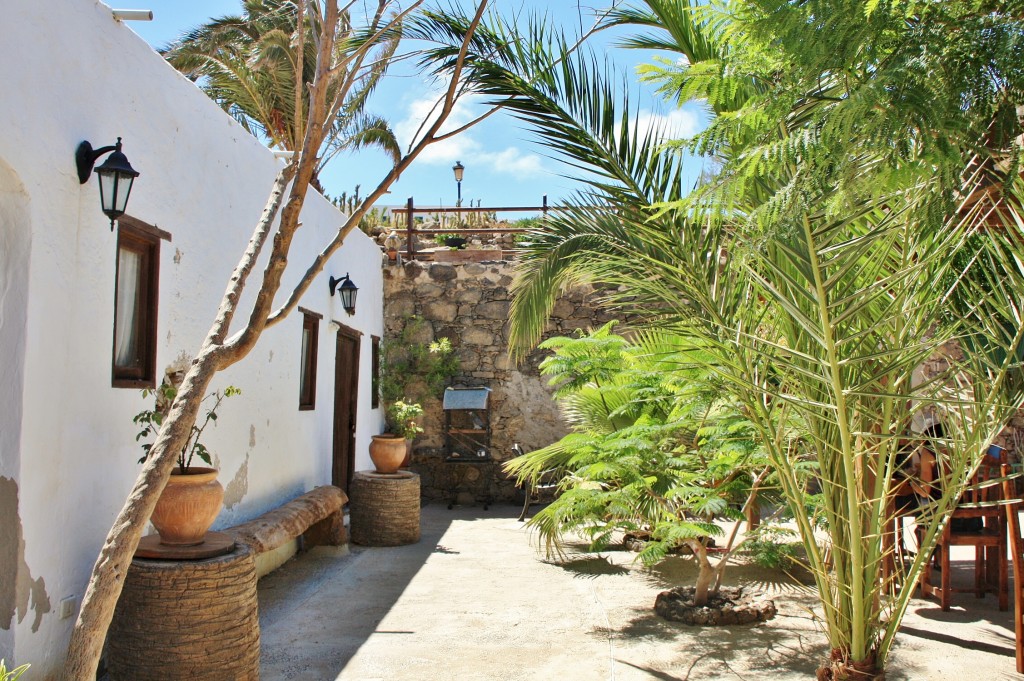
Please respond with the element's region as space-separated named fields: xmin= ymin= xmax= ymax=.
xmin=338 ymin=277 xmax=358 ymax=315
xmin=95 ymin=150 xmax=139 ymax=222
xmin=452 ymin=161 xmax=464 ymax=183
xmin=96 ymin=168 xmax=134 ymax=219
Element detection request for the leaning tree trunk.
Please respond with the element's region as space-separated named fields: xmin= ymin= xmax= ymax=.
xmin=61 ymin=1 xmax=489 ymax=675
xmin=687 ymin=539 xmax=718 ymax=607
xmin=61 ymin=352 xmax=222 ymax=680
xmin=62 ymin=163 xmax=297 ymax=680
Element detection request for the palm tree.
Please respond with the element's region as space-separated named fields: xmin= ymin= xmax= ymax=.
xmin=426 ymin=1 xmax=1024 ymax=677
xmin=163 ymin=0 xmax=401 ymax=190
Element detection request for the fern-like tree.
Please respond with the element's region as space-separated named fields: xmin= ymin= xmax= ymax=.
xmin=163 ymin=0 xmax=401 ymax=190
xmin=507 ymin=324 xmax=778 ymax=607
xmin=427 ymin=0 xmax=1024 ymax=677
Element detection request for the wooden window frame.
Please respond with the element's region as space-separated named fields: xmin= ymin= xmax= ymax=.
xmin=111 ymin=217 xmax=169 ymax=389
xmin=299 ymin=308 xmax=322 ymax=410
xmin=371 ymin=335 xmax=381 ymax=409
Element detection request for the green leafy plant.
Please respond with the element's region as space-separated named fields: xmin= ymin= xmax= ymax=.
xmin=511 ymin=216 xmax=541 ymax=247
xmin=433 ymin=233 xmax=466 ymax=249
xmin=0 ymin=660 xmax=29 ymax=681
xmin=387 ymin=400 xmax=424 ymax=439
xmin=134 ymin=385 xmax=241 ymax=473
xmin=162 ymin=3 xmax=401 ymax=190
xmin=445 ymin=3 xmax=1024 ymax=676
xmin=744 ymin=526 xmax=800 ymax=569
xmin=506 ymin=324 xmax=783 ymax=606
xmin=379 ymin=317 xmax=459 ymax=404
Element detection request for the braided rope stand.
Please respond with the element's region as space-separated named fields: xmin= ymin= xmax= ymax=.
xmin=350 ymin=470 xmax=421 ymax=546
xmin=108 ymin=544 xmax=259 ymax=680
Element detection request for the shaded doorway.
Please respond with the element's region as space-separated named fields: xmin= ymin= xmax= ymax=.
xmin=332 ymin=324 xmax=361 ymax=493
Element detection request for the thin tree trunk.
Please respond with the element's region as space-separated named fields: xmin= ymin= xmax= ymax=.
xmin=688 ymin=539 xmax=715 ymax=606
xmin=61 ymin=353 xmax=219 ymax=680
xmin=61 ymin=3 xmax=489 ymax=676
xmin=63 ymin=4 xmax=341 ymax=670
xmin=61 ymin=168 xmax=294 ymax=679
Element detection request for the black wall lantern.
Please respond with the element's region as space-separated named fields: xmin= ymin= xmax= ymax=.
xmin=329 ymin=274 xmax=358 ymax=315
xmin=76 ymin=137 xmax=139 ymax=229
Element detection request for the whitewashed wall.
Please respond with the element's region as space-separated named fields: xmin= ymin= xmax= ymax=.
xmin=0 ymin=1 xmax=384 ymax=675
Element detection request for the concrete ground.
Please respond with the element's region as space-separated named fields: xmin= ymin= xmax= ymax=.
xmin=258 ymin=504 xmax=1020 ymax=680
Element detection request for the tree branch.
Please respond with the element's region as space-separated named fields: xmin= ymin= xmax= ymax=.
xmin=263 ymin=0 xmax=491 ymax=328
xmin=216 ymin=0 xmax=344 ymax=361
xmin=209 ymin=166 xmax=294 ymax=346
xmin=294 ymin=0 xmax=305 ymax=147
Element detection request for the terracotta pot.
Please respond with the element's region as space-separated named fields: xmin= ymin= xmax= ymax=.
xmin=369 ymin=435 xmax=407 ymax=474
xmin=401 ymin=439 xmax=414 ymax=468
xmin=151 ymin=467 xmax=224 ymax=546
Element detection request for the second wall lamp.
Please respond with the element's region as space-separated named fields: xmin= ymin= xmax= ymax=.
xmin=329 ymin=274 xmax=358 ymax=315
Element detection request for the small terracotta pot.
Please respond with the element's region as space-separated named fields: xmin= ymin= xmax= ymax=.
xmin=369 ymin=435 xmax=407 ymax=474
xmin=151 ymin=467 xmax=224 ymax=546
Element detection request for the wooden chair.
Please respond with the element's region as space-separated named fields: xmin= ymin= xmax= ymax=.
xmin=513 ymin=444 xmax=565 ymax=522
xmin=882 ymin=484 xmax=919 ymax=588
xmin=1001 ymin=463 xmax=1024 ymax=674
xmin=920 ymin=461 xmax=1009 ymax=611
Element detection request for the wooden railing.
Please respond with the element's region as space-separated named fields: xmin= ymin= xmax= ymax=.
xmin=390 ymin=196 xmax=552 ymax=258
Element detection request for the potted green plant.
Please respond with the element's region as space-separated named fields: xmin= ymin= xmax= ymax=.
xmin=375 ymin=318 xmax=460 ymax=469
xmin=434 ymin=233 xmax=467 ymax=249
xmin=369 ymin=400 xmax=424 ymax=474
xmin=134 ymin=384 xmax=240 ymax=546
xmin=378 ymin=322 xmax=459 ymax=405
xmin=389 ymin=400 xmax=424 ymax=440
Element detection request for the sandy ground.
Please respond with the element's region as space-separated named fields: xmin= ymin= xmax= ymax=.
xmin=258 ymin=504 xmax=1020 ymax=680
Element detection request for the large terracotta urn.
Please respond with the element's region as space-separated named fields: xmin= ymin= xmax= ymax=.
xmin=151 ymin=467 xmax=224 ymax=546
xmin=402 ymin=439 xmax=414 ymax=468
xmin=369 ymin=434 xmax=408 ymax=474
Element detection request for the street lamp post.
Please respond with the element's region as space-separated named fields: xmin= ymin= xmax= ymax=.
xmin=452 ymin=161 xmax=465 ymax=208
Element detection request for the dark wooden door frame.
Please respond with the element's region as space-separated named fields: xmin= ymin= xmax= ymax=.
xmin=332 ymin=322 xmax=361 ymax=494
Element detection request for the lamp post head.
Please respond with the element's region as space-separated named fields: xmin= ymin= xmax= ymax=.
xmin=452 ymin=161 xmax=464 ymax=183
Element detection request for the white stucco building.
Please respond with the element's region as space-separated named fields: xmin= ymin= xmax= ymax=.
xmin=0 ymin=1 xmax=385 ymax=675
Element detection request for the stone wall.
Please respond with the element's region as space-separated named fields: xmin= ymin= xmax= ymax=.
xmin=382 ymin=259 xmax=617 ymax=504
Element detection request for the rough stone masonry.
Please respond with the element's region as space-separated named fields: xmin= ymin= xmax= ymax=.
xmin=382 ymin=259 xmax=620 ymax=504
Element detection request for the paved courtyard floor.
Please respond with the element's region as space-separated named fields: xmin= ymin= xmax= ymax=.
xmin=258 ymin=503 xmax=1020 ymax=680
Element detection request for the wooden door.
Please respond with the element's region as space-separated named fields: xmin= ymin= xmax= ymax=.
xmin=332 ymin=326 xmax=361 ymax=493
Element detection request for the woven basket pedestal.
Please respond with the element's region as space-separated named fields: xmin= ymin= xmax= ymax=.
xmin=108 ymin=544 xmax=259 ymax=681
xmin=350 ymin=470 xmax=421 ymax=546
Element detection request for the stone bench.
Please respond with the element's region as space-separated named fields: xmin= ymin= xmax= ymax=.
xmin=226 ymin=485 xmax=348 ymax=577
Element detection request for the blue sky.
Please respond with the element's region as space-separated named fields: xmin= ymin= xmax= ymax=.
xmin=128 ymin=1 xmax=707 ymax=214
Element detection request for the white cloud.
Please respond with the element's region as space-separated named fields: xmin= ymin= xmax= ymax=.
xmin=414 ymin=135 xmax=481 ymax=165
xmin=477 ymin=147 xmax=545 ymax=178
xmin=394 ymin=93 xmax=481 ymax=152
xmin=632 ymin=108 xmax=702 ymax=141
xmin=393 ymin=93 xmax=545 ymax=178
xmin=415 ymin=141 xmax=545 ymax=179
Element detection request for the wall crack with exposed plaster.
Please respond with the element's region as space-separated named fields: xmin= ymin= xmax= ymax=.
xmin=223 ymin=453 xmax=250 ymax=509
xmin=0 ymin=477 xmax=51 ymax=632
